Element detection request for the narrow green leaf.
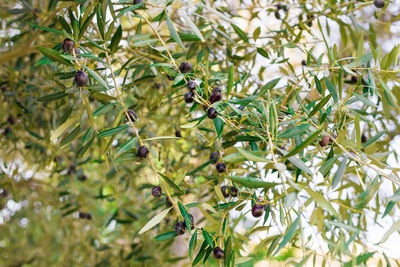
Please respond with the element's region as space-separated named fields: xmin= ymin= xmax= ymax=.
xmin=214 ymin=117 xmax=224 ymax=138
xmin=274 ymin=216 xmax=300 ymax=255
xmin=259 ymin=78 xmax=280 ymax=96
xmin=236 ymin=147 xmax=269 ymax=162
xmin=154 ymin=231 xmax=178 ymax=241
xmin=362 ymin=131 xmax=385 ymax=148
xmin=202 ymin=229 xmax=213 ymax=247
xmin=36 ymin=46 xmax=73 ymax=66
xmin=60 ymin=125 xmax=81 ymax=146
xmin=227 ymin=65 xmax=234 ymax=96
xmin=283 ymin=129 xmax=322 ymax=159
xmin=324 ymin=77 xmax=338 ymax=103
xmin=110 ymin=25 xmax=122 ymax=53
xmin=165 ymin=12 xmax=184 ymax=48
xmin=158 ymin=172 xmax=184 ymax=194
xmin=308 ymin=94 xmax=331 ymax=118
xmin=82 ymin=65 xmax=110 ymax=90
xmin=116 ymin=136 xmax=139 ymax=154
xmin=302 ymin=186 xmax=338 ymax=217
xmin=319 ymin=156 xmax=339 ymax=177
xmin=331 ymin=157 xmax=347 ymax=189
xmin=379 ymin=219 xmax=400 ymax=244
xmin=37 ymin=92 xmax=68 ymax=102
xmin=189 ymin=232 xmax=197 ymax=259
xmin=278 ymin=124 xmax=310 ymax=139
xmin=231 ymin=24 xmax=249 ymax=43
xmin=226 ymin=176 xmax=277 ymax=189
xmin=178 ymin=201 xmax=192 ymax=232
xmin=139 ymin=208 xmax=172 ymax=234
xmin=97 ymin=125 xmax=129 ymax=137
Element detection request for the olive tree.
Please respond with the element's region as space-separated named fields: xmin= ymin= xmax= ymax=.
xmin=1 ymin=0 xmax=400 ymax=266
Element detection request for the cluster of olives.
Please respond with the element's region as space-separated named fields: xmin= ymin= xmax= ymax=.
xmin=220 ymin=185 xmax=239 ymax=198
xmin=174 ymin=214 xmax=194 ymax=235
xmin=209 ymin=151 xmax=226 ymax=173
xmin=274 ymin=3 xmax=288 ymax=20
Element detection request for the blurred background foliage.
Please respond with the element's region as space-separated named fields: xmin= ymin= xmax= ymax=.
xmin=1 ymin=0 xmax=400 ymax=266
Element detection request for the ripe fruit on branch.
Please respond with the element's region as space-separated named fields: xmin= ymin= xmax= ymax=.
xmin=126 ymin=109 xmax=138 ymax=122
xmin=74 ymin=71 xmax=88 ymax=87
xmin=174 ymin=221 xmax=185 ymax=235
xmin=179 ymin=62 xmax=192 ymax=73
xmin=216 ymin=162 xmax=226 ymax=173
xmin=374 ymin=0 xmax=385 ymax=8
xmin=184 ymin=91 xmax=194 ymax=103
xmin=251 ymin=203 xmax=264 ymax=218
xmin=62 ymin=38 xmax=74 ymax=52
xmin=137 ymin=145 xmax=149 ymax=158
xmin=221 ymin=185 xmax=229 ymax=198
xmin=209 ymin=151 xmax=220 ymax=164
xmin=151 ymin=186 xmax=162 ymax=198
xmin=207 ymin=107 xmax=218 ymax=119
xmin=213 ymin=247 xmax=224 ymax=259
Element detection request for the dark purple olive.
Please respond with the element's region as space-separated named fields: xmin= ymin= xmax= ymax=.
xmin=184 ymin=91 xmax=194 ymax=103
xmin=126 ymin=109 xmax=138 ymax=122
xmin=221 ymin=185 xmax=230 ymax=198
xmin=213 ymin=247 xmax=224 ymax=259
xmin=230 ymin=186 xmax=238 ymax=197
xmin=374 ymin=0 xmax=385 ymax=8
xmin=209 ymin=151 xmax=220 ymax=164
xmin=251 ymin=204 xmax=264 ymax=218
xmin=209 ymin=92 xmax=222 ymax=104
xmin=216 ymin=162 xmax=226 ymax=173
xmin=137 ymin=145 xmax=149 ymax=158
xmin=62 ymin=38 xmax=74 ymax=52
xmin=301 ymin=60 xmax=307 ymax=66
xmin=74 ymin=71 xmax=88 ymax=87
xmin=187 ymin=80 xmax=196 ymax=91
xmin=174 ymin=221 xmax=185 ymax=235
xmin=175 ymin=130 xmax=182 ymax=137
xmin=133 ymin=0 xmax=144 ymax=4
xmin=151 ymin=186 xmax=162 ymax=198
xmin=78 ymin=212 xmax=92 ymax=220
xmin=319 ymin=134 xmax=336 ymax=147
xmin=179 ymin=62 xmax=192 ymax=73
xmin=207 ymin=107 xmax=218 ymax=119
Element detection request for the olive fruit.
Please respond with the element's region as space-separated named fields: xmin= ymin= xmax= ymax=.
xmin=184 ymin=91 xmax=194 ymax=103
xmin=179 ymin=62 xmax=192 ymax=73
xmin=133 ymin=0 xmax=144 ymax=4
xmin=175 ymin=130 xmax=182 ymax=137
xmin=209 ymin=151 xmax=220 ymax=164
xmin=373 ymin=0 xmax=384 ymax=8
xmin=78 ymin=212 xmax=92 ymax=220
xmin=74 ymin=71 xmax=88 ymax=87
xmin=230 ymin=186 xmax=238 ymax=197
xmin=319 ymin=135 xmax=336 ymax=147
xmin=207 ymin=107 xmax=218 ymax=119
xmin=137 ymin=145 xmax=149 ymax=158
xmin=174 ymin=221 xmax=185 ymax=235
xmin=209 ymin=92 xmax=222 ymax=104
xmin=251 ymin=204 xmax=264 ymax=218
xmin=276 ymin=3 xmax=283 ymax=9
xmin=62 ymin=38 xmax=74 ymax=52
xmin=301 ymin=60 xmax=307 ymax=66
xmin=126 ymin=109 xmax=138 ymax=122
xmin=151 ymin=186 xmax=162 ymax=198
xmin=213 ymin=247 xmax=224 ymax=259
xmin=361 ymin=134 xmax=367 ymax=143
xmin=216 ymin=162 xmax=226 ymax=173
xmin=274 ymin=11 xmax=281 ymax=19
xmin=221 ymin=185 xmax=230 ymax=198
xmin=350 ymin=76 xmax=358 ymax=84
xmin=187 ymin=80 xmax=196 ymax=91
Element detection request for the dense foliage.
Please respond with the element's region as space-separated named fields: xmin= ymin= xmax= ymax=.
xmin=1 ymin=0 xmax=400 ymax=266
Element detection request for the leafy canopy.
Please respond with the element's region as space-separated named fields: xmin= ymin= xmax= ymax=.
xmin=1 ymin=0 xmax=400 ymax=266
